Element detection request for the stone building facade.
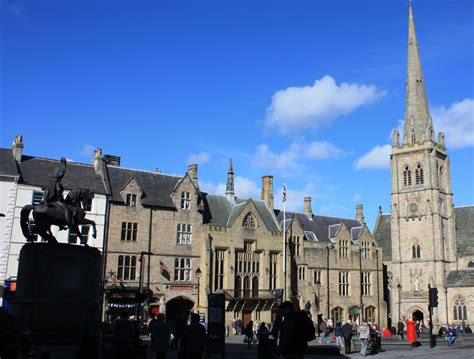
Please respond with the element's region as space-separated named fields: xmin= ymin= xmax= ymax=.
xmin=374 ymin=4 xmax=474 ymax=329
xmin=98 ymin=153 xmax=386 ymax=327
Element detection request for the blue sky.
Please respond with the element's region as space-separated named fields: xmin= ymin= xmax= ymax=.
xmin=1 ymin=0 xmax=473 ymax=229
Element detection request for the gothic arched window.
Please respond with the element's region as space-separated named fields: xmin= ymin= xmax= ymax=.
xmin=416 ymin=164 xmax=424 ymax=185
xmin=453 ymin=296 xmax=468 ymax=321
xmin=243 ymin=213 xmax=257 ymax=229
xmin=412 ymin=242 xmax=421 ymax=259
xmin=252 ymin=276 xmax=259 ymax=298
xmin=411 ymin=129 xmax=416 ymax=143
xmin=403 ymin=166 xmax=412 ymax=186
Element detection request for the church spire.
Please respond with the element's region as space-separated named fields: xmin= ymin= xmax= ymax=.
xmin=403 ymin=2 xmax=434 ymax=145
xmin=226 ymin=159 xmax=235 ymax=203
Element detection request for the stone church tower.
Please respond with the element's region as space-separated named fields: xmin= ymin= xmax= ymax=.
xmin=389 ymin=3 xmax=457 ymax=324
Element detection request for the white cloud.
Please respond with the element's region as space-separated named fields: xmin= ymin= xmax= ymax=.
xmin=352 ymin=193 xmax=362 ymax=202
xmin=200 ymin=176 xmax=260 ymax=200
xmin=355 ymin=144 xmax=391 ymax=170
xmin=253 ymin=143 xmax=302 ymax=174
xmin=265 ymin=75 xmax=385 ymax=134
xmin=306 ymin=140 xmax=344 ymax=159
xmin=80 ymin=144 xmax=96 ymax=158
xmin=432 ymin=98 xmax=474 ymax=148
xmin=253 ymin=139 xmax=344 ymax=174
xmin=187 ymin=152 xmax=210 ymax=165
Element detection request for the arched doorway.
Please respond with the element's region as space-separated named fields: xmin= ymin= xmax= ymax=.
xmin=412 ymin=310 xmax=424 ymax=322
xmin=166 ymin=296 xmax=194 ymax=323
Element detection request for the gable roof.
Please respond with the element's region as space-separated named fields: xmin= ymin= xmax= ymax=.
xmin=446 ymin=270 xmax=474 ymax=288
xmin=275 ymin=210 xmax=363 ymax=243
xmin=202 ymin=195 xmax=280 ymax=232
xmin=455 ymin=206 xmax=474 ymax=255
xmin=374 ymin=214 xmax=392 ymax=261
xmin=107 ymin=166 xmax=180 ymax=208
xmin=0 ymin=149 xmax=20 ymax=178
xmin=0 ymin=149 xmax=108 ymax=195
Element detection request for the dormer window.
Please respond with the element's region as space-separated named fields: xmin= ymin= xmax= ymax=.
xmin=126 ymin=194 xmax=137 ymax=207
xmin=181 ymin=192 xmax=191 ymax=210
xmin=243 ymin=213 xmax=257 ymax=229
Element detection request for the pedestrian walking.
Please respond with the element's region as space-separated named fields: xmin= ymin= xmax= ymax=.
xmin=148 ymin=315 xmax=158 ymax=336
xmin=237 ymin=318 xmax=242 ymax=335
xmin=397 ymin=319 xmax=405 ymax=340
xmin=231 ymin=318 xmax=237 ymax=335
xmin=77 ymin=302 xmax=100 ymax=359
xmin=318 ymin=320 xmax=329 ymax=343
xmin=112 ymin=311 xmax=135 ymax=359
xmin=181 ymin=313 xmax=207 ymax=359
xmin=245 ymin=321 xmax=254 ymax=347
xmin=278 ymin=301 xmax=310 ymax=359
xmin=257 ymin=322 xmax=271 ymax=359
xmin=335 ymin=322 xmax=344 ymax=348
xmin=358 ymin=321 xmax=370 ymax=356
xmin=151 ymin=314 xmax=171 ymax=359
xmin=341 ymin=320 xmax=353 ymax=354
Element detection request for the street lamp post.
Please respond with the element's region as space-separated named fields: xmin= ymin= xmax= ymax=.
xmin=195 ymin=267 xmax=202 ymax=312
xmin=397 ymin=283 xmax=402 ymax=321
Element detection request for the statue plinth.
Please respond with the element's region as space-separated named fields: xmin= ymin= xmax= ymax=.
xmin=10 ymin=243 xmax=102 ymax=344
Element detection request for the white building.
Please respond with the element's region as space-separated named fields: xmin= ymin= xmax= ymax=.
xmin=0 ymin=136 xmax=109 ymax=303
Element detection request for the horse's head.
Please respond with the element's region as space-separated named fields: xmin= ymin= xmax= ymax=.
xmin=81 ymin=189 xmax=95 ymax=211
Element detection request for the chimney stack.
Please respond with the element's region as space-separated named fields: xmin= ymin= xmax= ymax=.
xmin=304 ymin=197 xmax=313 ymax=218
xmin=187 ymin=164 xmax=198 ymax=183
xmin=356 ymin=204 xmax=365 ymax=223
xmin=12 ymin=134 xmax=23 ymax=162
xmin=261 ymin=176 xmax=274 ymax=210
xmin=103 ymin=154 xmax=121 ymax=166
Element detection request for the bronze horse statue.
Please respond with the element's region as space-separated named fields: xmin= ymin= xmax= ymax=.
xmin=20 ymin=188 xmax=97 ymax=244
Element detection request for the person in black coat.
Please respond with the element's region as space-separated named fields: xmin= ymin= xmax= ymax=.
xmin=341 ymin=320 xmax=353 ymax=354
xmin=397 ymin=320 xmax=405 ymax=340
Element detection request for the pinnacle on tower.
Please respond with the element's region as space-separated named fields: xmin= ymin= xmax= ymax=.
xmin=403 ymin=2 xmax=434 ymax=145
xmin=226 ymin=159 xmax=235 ymax=203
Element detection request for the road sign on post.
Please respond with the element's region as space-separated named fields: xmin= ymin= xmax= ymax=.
xmin=207 ymin=293 xmax=225 ymax=358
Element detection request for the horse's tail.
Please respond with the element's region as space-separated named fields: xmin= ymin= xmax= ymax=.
xmin=20 ymin=205 xmax=35 ymax=241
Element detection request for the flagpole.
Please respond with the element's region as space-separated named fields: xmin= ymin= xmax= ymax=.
xmin=283 ymin=182 xmax=286 ymax=301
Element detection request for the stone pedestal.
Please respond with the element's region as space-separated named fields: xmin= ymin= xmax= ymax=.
xmin=10 ymin=243 xmax=102 ymax=344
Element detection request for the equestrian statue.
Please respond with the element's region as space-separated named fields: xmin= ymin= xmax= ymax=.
xmin=20 ymin=158 xmax=97 ymax=244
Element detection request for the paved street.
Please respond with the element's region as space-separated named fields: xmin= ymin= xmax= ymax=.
xmin=21 ymin=333 xmax=474 ymax=358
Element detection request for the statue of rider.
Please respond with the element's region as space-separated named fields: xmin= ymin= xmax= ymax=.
xmin=44 ymin=158 xmax=73 ymax=229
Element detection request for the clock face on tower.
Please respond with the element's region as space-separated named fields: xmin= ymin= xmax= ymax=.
xmin=409 ymin=203 xmax=418 ymax=213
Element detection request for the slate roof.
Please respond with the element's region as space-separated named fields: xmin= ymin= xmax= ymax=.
xmin=374 ymin=206 xmax=474 ymax=260
xmin=374 ymin=214 xmax=392 ymax=261
xmin=0 ymin=149 xmax=20 ymax=177
xmin=455 ymin=206 xmax=474 ymax=255
xmin=18 ymin=156 xmax=108 ymax=195
xmin=0 ymin=148 xmax=108 ymax=194
xmin=106 ymin=166 xmax=180 ymax=208
xmin=202 ymin=195 xmax=280 ymax=231
xmin=275 ymin=210 xmax=363 ymax=243
xmin=446 ymin=270 xmax=474 ymax=288
xmin=202 ymin=194 xmax=232 ymax=227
